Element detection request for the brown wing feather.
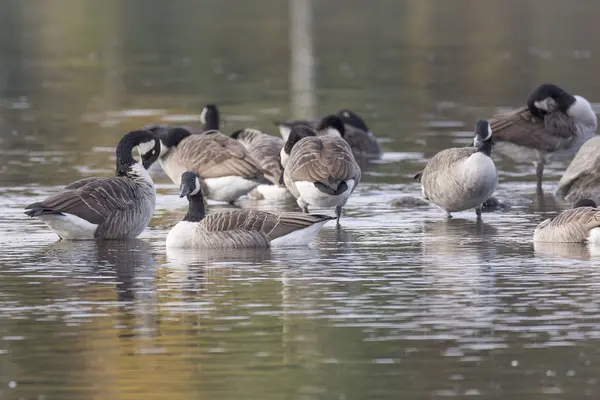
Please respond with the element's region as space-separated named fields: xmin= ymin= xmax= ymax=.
xmin=286 ymin=136 xmax=361 ymax=184
xmin=490 ymin=106 xmax=577 ymax=152
xmin=201 ymin=210 xmax=332 ymax=240
xmin=175 ymin=131 xmax=265 ymax=179
xmin=235 ymin=129 xmax=284 ymax=184
xmin=27 ymin=177 xmax=138 ymax=224
xmin=547 ymin=207 xmax=600 ymax=231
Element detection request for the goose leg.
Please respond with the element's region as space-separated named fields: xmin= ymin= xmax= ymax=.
xmin=534 ymin=152 xmax=545 ymax=190
xmin=446 ymin=211 xmax=453 ymax=219
xmin=475 ymin=206 xmax=482 ymax=219
xmin=335 ymin=205 xmax=342 ymax=226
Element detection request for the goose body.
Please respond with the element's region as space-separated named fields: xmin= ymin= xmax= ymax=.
xmin=533 ymin=199 xmax=600 ymax=243
xmin=489 ymin=84 xmax=597 ymax=188
xmin=556 ymin=136 xmax=600 ymax=204
xmin=166 ymin=171 xmax=334 ymax=248
xmin=275 ymin=109 xmax=382 ymax=159
xmin=230 ymin=128 xmax=293 ymax=201
xmin=149 ymin=127 xmax=269 ymax=203
xmin=415 ymin=120 xmax=498 ymax=218
xmin=280 ymin=116 xmax=361 ymax=224
xmin=25 ymin=130 xmax=160 ymax=240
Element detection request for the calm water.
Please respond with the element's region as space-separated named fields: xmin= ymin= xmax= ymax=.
xmin=3 ymin=0 xmax=600 ymax=399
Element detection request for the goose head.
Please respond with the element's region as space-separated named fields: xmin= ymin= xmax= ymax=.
xmin=201 ymin=104 xmax=220 ymax=131
xmin=280 ymin=125 xmax=317 ymax=167
xmin=116 ymin=130 xmax=161 ymax=175
xmin=527 ymin=83 xmax=576 ymax=118
xmin=146 ymin=126 xmax=193 ymax=159
xmin=336 ymin=109 xmax=369 ymax=131
xmin=473 ymin=120 xmax=493 ymax=155
xmin=316 ymin=114 xmax=346 ymax=138
xmin=574 ymin=198 xmax=597 ymax=208
xmin=179 ymin=171 xmax=203 ymax=198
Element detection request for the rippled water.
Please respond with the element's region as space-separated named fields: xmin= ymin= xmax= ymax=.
xmin=3 ymin=0 xmax=600 ymax=399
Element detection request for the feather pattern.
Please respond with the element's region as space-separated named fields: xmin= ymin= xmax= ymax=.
xmin=556 ymin=137 xmax=600 ymax=203
xmin=283 ymin=135 xmax=361 ymax=199
xmin=490 ymin=106 xmax=578 ymax=152
xmin=534 ymin=207 xmax=600 ymax=242
xmin=233 ymin=129 xmax=285 ymax=185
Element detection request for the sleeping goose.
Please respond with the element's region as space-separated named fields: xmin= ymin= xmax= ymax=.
xmin=414 ymin=120 xmax=498 ymax=219
xmin=230 ymin=128 xmax=293 ymax=201
xmin=555 ymin=136 xmax=600 ymax=205
xmin=200 ymin=104 xmax=220 ymax=131
xmin=275 ymin=109 xmax=382 ymax=159
xmin=280 ymin=116 xmax=361 ymax=224
xmin=489 ymin=83 xmax=597 ymax=189
xmin=24 ymin=130 xmax=160 ymax=240
xmin=148 ymin=126 xmax=269 ymax=203
xmin=533 ymin=199 xmax=600 ymax=243
xmin=166 ymin=171 xmax=335 ymax=248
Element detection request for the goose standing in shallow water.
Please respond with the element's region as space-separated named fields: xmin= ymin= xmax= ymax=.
xmin=489 ymin=83 xmax=597 ymax=189
xmin=414 ymin=120 xmax=498 ymax=219
xmin=148 ymin=126 xmax=269 ymax=203
xmin=533 ymin=199 xmax=600 ymax=243
xmin=25 ymin=130 xmax=160 ymax=240
xmin=280 ymin=116 xmax=361 ymax=225
xmin=275 ymin=109 xmax=382 ymax=159
xmin=230 ymin=128 xmax=293 ymax=201
xmin=555 ymin=136 xmax=600 ymax=205
xmin=166 ymin=171 xmax=335 ymax=248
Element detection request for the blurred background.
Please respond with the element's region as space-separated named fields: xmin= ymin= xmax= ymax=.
xmin=3 ymin=1 xmax=600 ymax=399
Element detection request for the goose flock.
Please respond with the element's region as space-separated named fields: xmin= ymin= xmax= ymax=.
xmin=24 ymin=83 xmax=600 ymax=248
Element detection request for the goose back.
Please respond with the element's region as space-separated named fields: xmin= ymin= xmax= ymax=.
xmin=556 ymin=136 xmax=600 ymax=203
xmin=233 ymin=129 xmax=284 ymax=184
xmin=160 ymin=130 xmax=266 ymax=184
xmin=283 ymin=135 xmax=361 ymax=199
xmin=534 ymin=207 xmax=600 ymax=242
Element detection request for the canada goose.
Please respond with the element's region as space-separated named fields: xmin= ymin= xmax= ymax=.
xmin=533 ymin=199 xmax=600 ymax=243
xmin=148 ymin=126 xmax=269 ymax=203
xmin=555 ymin=136 xmax=600 ymax=204
xmin=166 ymin=171 xmax=335 ymax=248
xmin=489 ymin=83 xmax=597 ymax=189
xmin=200 ymin=104 xmax=219 ymax=131
xmin=414 ymin=120 xmax=498 ymax=219
xmin=280 ymin=116 xmax=361 ymax=224
xmin=24 ymin=130 xmax=160 ymax=240
xmin=230 ymin=128 xmax=293 ymax=201
xmin=275 ymin=109 xmax=382 ymax=159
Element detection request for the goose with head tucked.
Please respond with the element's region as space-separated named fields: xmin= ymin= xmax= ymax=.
xmin=489 ymin=83 xmax=597 ymax=189
xmin=280 ymin=116 xmax=362 ymax=225
xmin=414 ymin=120 xmax=498 ymax=219
xmin=275 ymin=109 xmax=382 ymax=159
xmin=230 ymin=128 xmax=293 ymax=201
xmin=24 ymin=130 xmax=160 ymax=240
xmin=533 ymin=199 xmax=600 ymax=243
xmin=555 ymin=136 xmax=600 ymax=205
xmin=148 ymin=126 xmax=270 ymax=203
xmin=166 ymin=171 xmax=335 ymax=248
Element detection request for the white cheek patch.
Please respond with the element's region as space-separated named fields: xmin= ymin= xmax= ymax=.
xmin=138 ymin=140 xmax=156 ymax=156
xmin=280 ymin=148 xmax=289 ymax=167
xmin=200 ymin=107 xmax=208 ymax=125
xmin=534 ymin=97 xmax=557 ymax=112
xmin=326 ymin=127 xmax=342 ymax=137
xmin=485 ymin=124 xmax=492 ymax=141
xmin=190 ymin=177 xmax=202 ymax=196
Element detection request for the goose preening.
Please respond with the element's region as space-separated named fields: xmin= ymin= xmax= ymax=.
xmin=280 ymin=116 xmax=362 ymax=225
xmin=166 ymin=171 xmax=335 ymax=248
xmin=555 ymin=136 xmax=600 ymax=205
xmin=230 ymin=128 xmax=293 ymax=201
xmin=200 ymin=104 xmax=220 ymax=131
xmin=533 ymin=199 xmax=600 ymax=243
xmin=414 ymin=120 xmax=498 ymax=219
xmin=148 ymin=126 xmax=270 ymax=203
xmin=489 ymin=83 xmax=597 ymax=189
xmin=24 ymin=130 xmax=160 ymax=240
xmin=275 ymin=109 xmax=382 ymax=159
